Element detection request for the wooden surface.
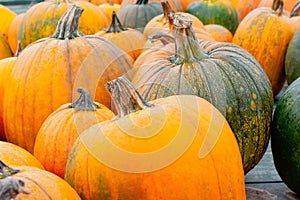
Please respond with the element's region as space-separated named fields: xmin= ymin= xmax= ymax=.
xmin=245 ymin=143 xmax=300 ymax=200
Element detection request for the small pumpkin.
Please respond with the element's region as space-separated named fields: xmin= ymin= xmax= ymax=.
xmin=285 ymin=28 xmax=300 ymax=85
xmin=95 ymin=11 xmax=147 ymax=60
xmin=0 ymin=141 xmax=44 ymax=169
xmin=4 ymin=5 xmax=133 ymax=153
xmin=232 ymin=0 xmax=294 ymax=96
xmin=186 ymin=0 xmax=239 ymax=34
xmin=99 ymin=0 xmax=121 ymax=20
xmin=117 ymin=0 xmax=163 ymax=32
xmin=131 ymin=13 xmax=274 ymax=173
xmin=34 ymin=88 xmax=114 ymax=178
xmin=271 ymin=77 xmax=300 ymax=194
xmin=204 ymin=24 xmax=233 ymax=42
xmin=0 ymin=5 xmax=16 ymax=40
xmin=64 ymin=76 xmax=246 ymax=200
xmin=18 ymin=0 xmax=110 ymax=49
xmin=0 ymin=161 xmax=81 ymax=199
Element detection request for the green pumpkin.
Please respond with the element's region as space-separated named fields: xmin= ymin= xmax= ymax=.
xmin=117 ymin=0 xmax=163 ymax=33
xmin=285 ymin=28 xmax=300 ymax=85
xmin=271 ymin=77 xmax=300 ymax=194
xmin=185 ymin=0 xmax=238 ymax=34
xmin=131 ymin=13 xmax=274 ymax=174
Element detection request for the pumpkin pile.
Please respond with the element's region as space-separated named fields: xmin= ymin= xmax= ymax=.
xmin=0 ymin=0 xmax=299 ymax=198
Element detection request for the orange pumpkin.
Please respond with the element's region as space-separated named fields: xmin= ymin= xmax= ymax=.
xmin=99 ymin=0 xmax=121 ymax=20
xmin=143 ymin=1 xmax=205 ymax=39
xmin=232 ymin=0 xmax=294 ymax=96
xmin=122 ymin=0 xmax=182 ymax=11
xmin=204 ymin=24 xmax=233 ymax=42
xmin=64 ymin=77 xmax=246 ymax=200
xmin=236 ymin=0 xmax=261 ymax=22
xmin=18 ymin=0 xmax=110 ymax=49
xmin=7 ymin=13 xmax=25 ymax=55
xmin=0 ymin=161 xmax=81 ymax=199
xmin=0 ymin=141 xmax=44 ymax=169
xmin=4 ymin=5 xmax=133 ymax=153
xmin=0 ymin=5 xmax=16 ymax=40
xmin=95 ymin=11 xmax=147 ymax=60
xmin=34 ymin=88 xmax=114 ymax=178
xmin=0 ymin=33 xmax=12 ymax=59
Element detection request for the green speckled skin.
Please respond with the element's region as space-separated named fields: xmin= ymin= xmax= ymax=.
xmin=271 ymin=78 xmax=300 ymax=194
xmin=185 ymin=0 xmax=238 ymax=34
xmin=133 ymin=40 xmax=274 ymax=174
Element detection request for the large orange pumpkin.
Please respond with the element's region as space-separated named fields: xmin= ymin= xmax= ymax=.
xmin=64 ymin=76 xmax=246 ymax=200
xmin=232 ymin=0 xmax=294 ymax=96
xmin=0 ymin=5 xmax=16 ymax=40
xmin=4 ymin=5 xmax=133 ymax=153
xmin=0 ymin=141 xmax=44 ymax=169
xmin=95 ymin=11 xmax=147 ymax=60
xmin=34 ymin=88 xmax=114 ymax=178
xmin=0 ymin=161 xmax=81 ymax=199
xmin=18 ymin=0 xmax=110 ymax=49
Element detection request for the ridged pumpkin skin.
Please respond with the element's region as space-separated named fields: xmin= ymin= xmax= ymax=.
xmin=4 ymin=6 xmax=133 ymax=153
xmin=0 ymin=5 xmax=16 ymax=40
xmin=271 ymin=77 xmax=300 ymax=194
xmin=0 ymin=33 xmax=12 ymax=59
xmin=7 ymin=13 xmax=25 ymax=54
xmin=117 ymin=0 xmax=163 ymax=32
xmin=0 ymin=162 xmax=81 ymax=199
xmin=0 ymin=57 xmax=15 ymax=140
xmin=18 ymin=0 xmax=110 ymax=49
xmin=0 ymin=142 xmax=44 ymax=169
xmin=132 ymin=14 xmax=273 ymax=173
xmin=186 ymin=0 xmax=239 ymax=34
xmin=64 ymin=77 xmax=246 ymax=200
xmin=34 ymin=88 xmax=114 ymax=178
xmin=232 ymin=5 xmax=294 ymax=96
xmin=285 ymin=28 xmax=300 ymax=85
xmin=95 ymin=12 xmax=147 ymax=60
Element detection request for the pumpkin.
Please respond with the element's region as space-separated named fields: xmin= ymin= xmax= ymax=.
xmin=34 ymin=88 xmax=114 ymax=178
xmin=285 ymin=28 xmax=300 ymax=85
xmin=95 ymin=11 xmax=147 ymax=60
xmin=117 ymin=0 xmax=163 ymax=33
xmin=78 ymin=0 xmax=107 ymax=5
xmin=186 ymin=0 xmax=239 ymax=34
xmin=0 ymin=33 xmax=12 ymax=60
xmin=236 ymin=0 xmax=261 ymax=22
xmin=122 ymin=0 xmax=182 ymax=11
xmin=271 ymin=77 xmax=300 ymax=194
xmin=0 ymin=142 xmax=44 ymax=169
xmin=7 ymin=13 xmax=25 ymax=55
xmin=143 ymin=0 xmax=205 ymax=39
xmin=0 ymin=56 xmax=17 ymax=140
xmin=204 ymin=24 xmax=233 ymax=42
xmin=232 ymin=0 xmax=294 ymax=96
xmin=64 ymin=76 xmax=246 ymax=200
xmin=18 ymin=0 xmax=110 ymax=49
xmin=177 ymin=0 xmax=195 ymax=11
xmin=0 ymin=161 xmax=81 ymax=199
xmin=288 ymin=2 xmax=300 ymax=33
xmin=258 ymin=0 xmax=298 ymax=12
xmin=99 ymin=0 xmax=121 ymax=20
xmin=4 ymin=5 xmax=133 ymax=153
xmin=0 ymin=5 xmax=16 ymax=40
xmin=131 ymin=13 xmax=274 ymax=173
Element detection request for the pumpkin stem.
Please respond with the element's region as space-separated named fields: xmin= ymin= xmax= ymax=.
xmin=290 ymin=1 xmax=300 ymax=17
xmin=51 ymin=5 xmax=84 ymax=39
xmin=136 ymin=0 xmax=148 ymax=5
xmin=168 ymin=13 xmax=208 ymax=64
xmin=69 ymin=88 xmax=99 ymax=111
xmin=105 ymin=76 xmax=153 ymax=118
xmin=149 ymin=31 xmax=174 ymax=45
xmin=272 ymin=0 xmax=284 ymax=16
xmin=0 ymin=161 xmax=20 ymax=179
xmin=161 ymin=0 xmax=174 ymax=28
xmin=14 ymin=40 xmax=22 ymax=57
xmin=0 ymin=177 xmax=30 ymax=199
xmin=105 ymin=11 xmax=128 ymax=33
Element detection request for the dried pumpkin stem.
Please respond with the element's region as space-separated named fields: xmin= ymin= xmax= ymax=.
xmin=0 ymin=177 xmax=30 ymax=199
xmin=290 ymin=1 xmax=300 ymax=17
xmin=14 ymin=40 xmax=22 ymax=57
xmin=105 ymin=76 xmax=153 ymax=118
xmin=0 ymin=161 xmax=19 ymax=179
xmin=272 ymin=0 xmax=284 ymax=16
xmin=136 ymin=0 xmax=148 ymax=5
xmin=106 ymin=11 xmax=128 ymax=33
xmin=168 ymin=13 xmax=208 ymax=64
xmin=51 ymin=5 xmax=84 ymax=39
xmin=161 ymin=0 xmax=173 ymax=27
xmin=69 ymin=88 xmax=99 ymax=111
